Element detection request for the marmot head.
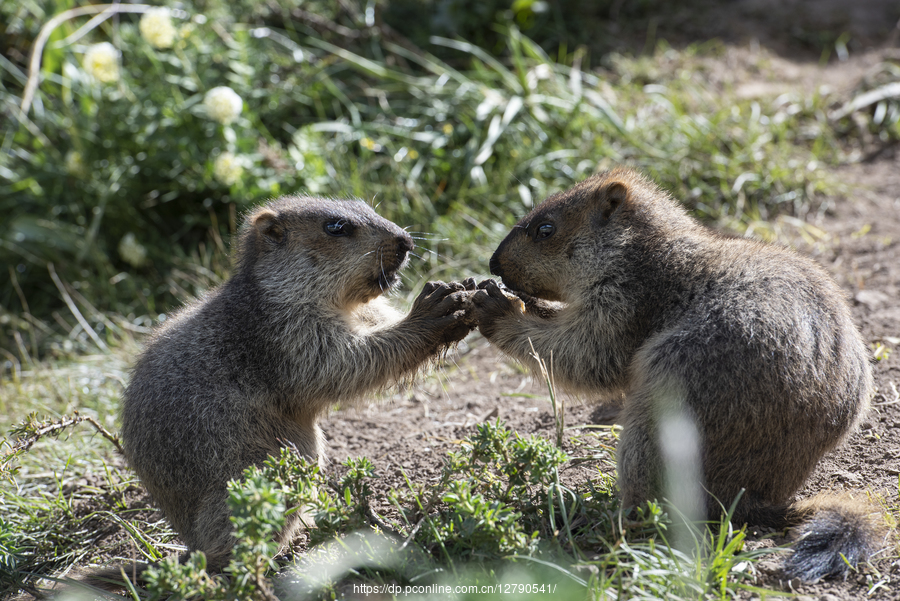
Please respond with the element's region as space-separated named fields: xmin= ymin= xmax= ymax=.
xmin=237 ymin=196 xmax=414 ymax=308
xmin=490 ymin=168 xmax=678 ymax=303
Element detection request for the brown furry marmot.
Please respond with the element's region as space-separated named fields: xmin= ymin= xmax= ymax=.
xmin=473 ymin=167 xmax=881 ymax=582
xmin=120 ymin=196 xmax=475 ymax=570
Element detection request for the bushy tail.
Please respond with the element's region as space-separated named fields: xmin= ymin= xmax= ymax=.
xmin=782 ymin=494 xmax=886 ymax=583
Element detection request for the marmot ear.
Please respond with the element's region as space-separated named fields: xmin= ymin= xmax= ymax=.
xmin=252 ymin=209 xmax=285 ymax=244
xmin=595 ymin=181 xmax=629 ymax=224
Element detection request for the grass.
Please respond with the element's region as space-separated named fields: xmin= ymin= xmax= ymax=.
xmin=0 ymin=343 xmax=152 ymax=594
xmin=2 ymin=0 xmax=900 ymax=598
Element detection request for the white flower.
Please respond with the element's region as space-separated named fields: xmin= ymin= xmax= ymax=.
xmin=140 ymin=7 xmax=177 ymax=49
xmin=64 ymin=151 xmax=85 ymax=176
xmin=213 ymin=152 xmax=244 ymax=185
xmin=83 ymin=42 xmax=120 ymax=83
xmin=119 ymin=233 xmax=148 ymax=267
xmin=204 ymin=86 xmax=243 ymax=124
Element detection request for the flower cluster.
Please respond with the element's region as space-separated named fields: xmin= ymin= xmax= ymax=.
xmin=118 ymin=233 xmax=148 ymax=267
xmin=139 ymin=7 xmax=177 ymax=49
xmin=204 ymin=86 xmax=243 ymax=124
xmin=213 ymin=152 xmax=244 ymax=185
xmin=359 ymin=137 xmax=382 ymax=152
xmin=64 ymin=151 xmax=86 ymax=177
xmin=83 ymin=42 xmax=120 ymax=83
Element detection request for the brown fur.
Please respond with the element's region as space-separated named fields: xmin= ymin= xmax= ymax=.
xmin=473 ymin=167 xmax=880 ymax=581
xmin=120 ymin=196 xmax=475 ymax=571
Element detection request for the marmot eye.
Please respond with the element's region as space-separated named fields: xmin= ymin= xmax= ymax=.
xmin=535 ymin=223 xmax=555 ymax=240
xmin=324 ymin=219 xmax=352 ymax=237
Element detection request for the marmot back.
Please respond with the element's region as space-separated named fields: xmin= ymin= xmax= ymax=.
xmin=121 ymin=196 xmax=475 ymax=570
xmin=473 ymin=167 xmax=880 ymax=583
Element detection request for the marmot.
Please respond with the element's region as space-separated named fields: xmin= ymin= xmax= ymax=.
xmin=473 ymin=167 xmax=880 ymax=582
xmin=121 ymin=196 xmax=475 ymax=570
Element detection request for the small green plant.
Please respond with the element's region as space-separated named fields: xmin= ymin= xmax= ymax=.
xmin=141 ymin=469 xmax=285 ymax=600
xmin=1 ymin=411 xmax=122 ymax=482
xmin=830 ymin=55 xmax=900 ymax=143
xmin=872 ymin=343 xmax=892 ymax=362
xmin=529 ymin=341 xmax=564 ymax=448
xmin=383 ymin=420 xmax=569 ymax=562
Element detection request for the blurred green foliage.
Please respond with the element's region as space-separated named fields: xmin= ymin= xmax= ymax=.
xmin=1 ymin=0 xmax=341 ymax=334
xmin=1 ymin=0 xmax=893 ymax=359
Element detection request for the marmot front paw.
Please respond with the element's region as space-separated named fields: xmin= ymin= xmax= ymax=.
xmin=410 ymin=280 xmax=477 ymax=345
xmin=472 ymin=279 xmax=525 ymax=338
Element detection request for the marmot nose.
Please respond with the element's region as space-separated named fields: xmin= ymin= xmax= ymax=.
xmin=397 ymin=234 xmax=414 ymax=256
xmin=489 ymin=254 xmax=502 ymax=277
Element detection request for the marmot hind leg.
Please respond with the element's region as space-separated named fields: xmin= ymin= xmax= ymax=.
xmin=181 ymin=493 xmax=237 ymax=571
xmin=616 ymin=416 xmax=661 ymax=513
xmin=617 ymin=385 xmax=706 ymax=523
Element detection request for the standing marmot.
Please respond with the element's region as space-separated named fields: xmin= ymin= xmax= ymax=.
xmin=121 ymin=196 xmax=474 ymax=570
xmin=473 ymin=167 xmax=880 ymax=582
